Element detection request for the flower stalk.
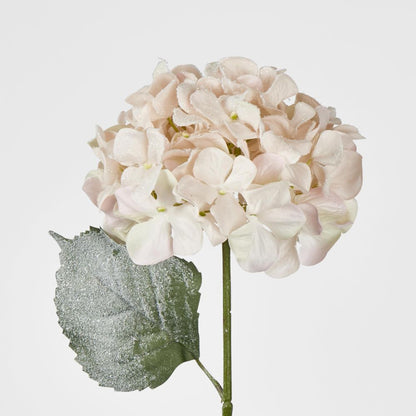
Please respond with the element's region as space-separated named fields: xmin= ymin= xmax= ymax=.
xmin=222 ymin=240 xmax=233 ymax=416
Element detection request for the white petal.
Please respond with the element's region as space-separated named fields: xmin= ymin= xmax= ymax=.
xmin=262 ymin=73 xmax=298 ymax=108
xmin=126 ymin=216 xmax=173 ymax=265
xmin=312 ymin=130 xmax=344 ymax=166
xmin=211 ymin=194 xmax=247 ymax=236
xmin=170 ymin=205 xmax=203 ymax=256
xmin=228 ymin=217 xmax=279 ymax=272
xmin=223 ymin=156 xmax=257 ymax=192
xmin=235 ymin=101 xmax=261 ymax=130
xmin=154 ymin=169 xmax=179 ymax=207
xmin=83 ymin=169 xmax=103 ymax=206
xmin=146 ymin=128 xmax=169 ymax=164
xmin=258 ymin=204 xmax=306 ymax=239
xmin=243 ymin=182 xmax=291 ymax=214
xmin=113 ymin=128 xmax=147 ymax=166
xmin=266 ymin=238 xmax=300 ymax=278
xmin=199 ymin=213 xmax=227 ymax=246
xmin=175 ymin=174 xmax=217 ymax=210
xmin=225 ymin=120 xmax=258 ymax=140
xmin=121 ymin=165 xmax=161 ymax=197
xmin=193 ymin=147 xmax=233 ymax=186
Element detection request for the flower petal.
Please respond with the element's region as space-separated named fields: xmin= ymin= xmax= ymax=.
xmin=170 ymin=205 xmax=203 ymax=256
xmin=220 ymin=57 xmax=258 ymax=79
xmin=258 ymin=204 xmax=306 ymax=239
xmin=253 ymin=153 xmax=285 ymax=185
xmin=243 ymin=181 xmax=291 ymax=214
xmin=211 ymin=194 xmax=247 ymax=236
xmin=126 ymin=216 xmax=173 ymax=265
xmin=113 ymin=128 xmax=147 ymax=166
xmin=326 ymin=150 xmax=363 ymax=200
xmin=175 ymin=174 xmax=217 ymax=210
xmin=312 ymin=130 xmax=344 ymax=166
xmin=266 ymin=238 xmax=299 ymax=278
xmin=281 ymin=162 xmax=312 ymax=193
xmin=262 ymin=73 xmax=298 ymax=108
xmin=223 ymin=156 xmax=257 ymax=192
xmin=190 ymin=89 xmax=227 ymax=125
xmin=154 ymin=169 xmax=179 ymax=207
xmin=228 ymin=217 xmax=279 ymax=272
xmin=298 ymin=226 xmax=341 ymax=266
xmin=146 ymin=128 xmax=169 ymax=164
xmin=198 ymin=212 xmax=227 ymax=246
xmin=193 ymin=147 xmax=233 ymax=186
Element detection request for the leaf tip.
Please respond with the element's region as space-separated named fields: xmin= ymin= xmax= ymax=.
xmin=49 ymin=230 xmax=70 ymax=249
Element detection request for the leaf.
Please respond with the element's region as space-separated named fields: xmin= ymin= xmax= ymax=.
xmin=50 ymin=227 xmax=201 ymax=392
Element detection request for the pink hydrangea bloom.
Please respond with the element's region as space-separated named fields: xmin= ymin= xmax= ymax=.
xmin=84 ymin=57 xmax=363 ymax=277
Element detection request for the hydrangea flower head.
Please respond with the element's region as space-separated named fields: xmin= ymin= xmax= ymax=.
xmin=84 ymin=57 xmax=363 ymax=278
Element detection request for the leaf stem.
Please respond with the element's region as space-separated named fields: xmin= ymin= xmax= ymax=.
xmin=195 ymin=358 xmax=224 ymax=399
xmin=222 ymin=241 xmax=233 ymax=416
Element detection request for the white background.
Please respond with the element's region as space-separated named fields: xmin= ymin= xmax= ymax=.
xmin=1 ymin=1 xmax=415 ymax=415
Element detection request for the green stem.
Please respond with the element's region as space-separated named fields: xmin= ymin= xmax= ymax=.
xmin=195 ymin=358 xmax=224 ymax=399
xmin=222 ymin=241 xmax=233 ymax=416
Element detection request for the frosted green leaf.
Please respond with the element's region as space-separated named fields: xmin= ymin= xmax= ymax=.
xmin=50 ymin=227 xmax=201 ymax=392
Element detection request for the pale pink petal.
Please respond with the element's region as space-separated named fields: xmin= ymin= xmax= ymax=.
xmin=281 ymin=163 xmax=312 ymax=193
xmin=266 ymin=238 xmax=300 ymax=278
xmin=170 ymin=205 xmax=203 ymax=256
xmin=261 ymin=131 xmax=301 ymax=164
xmin=220 ymin=57 xmax=258 ymax=79
xmin=298 ymin=203 xmax=322 ymax=235
xmin=97 ymin=186 xmax=117 ymax=213
xmin=120 ymin=165 xmax=161 ymax=199
xmin=190 ymin=89 xmax=227 ymax=125
xmin=102 ymin=213 xmax=134 ymax=242
xmin=126 ymin=216 xmax=173 ymax=265
xmin=175 ymin=175 xmax=217 ymax=210
xmin=262 ymin=73 xmax=298 ymax=108
xmin=172 ymin=108 xmax=205 ymax=126
xmin=176 ymin=82 xmax=197 ymax=113
xmin=243 ymin=182 xmax=291 ymax=214
xmin=253 ymin=153 xmax=285 ymax=184
xmin=228 ymin=217 xmax=279 ymax=272
xmin=326 ymin=150 xmax=363 ymax=199
xmin=115 ymin=189 xmax=157 ymax=218
xmin=172 ymin=64 xmax=202 ymax=79
xmin=153 ymin=79 xmax=178 ymax=117
xmin=193 ymin=147 xmax=233 ymax=186
xmin=258 ymin=204 xmax=306 ymax=239
xmin=152 ymin=60 xmax=170 ymax=78
xmin=334 ymin=124 xmax=365 ymax=140
xmin=235 ymin=101 xmax=261 ymax=130
xmin=291 ymin=102 xmax=316 ymax=127
xmin=223 ymin=156 xmax=257 ymax=192
xmin=83 ymin=169 xmax=103 ymax=206
xmin=225 ymin=120 xmax=258 ymax=140
xmin=190 ymin=132 xmax=229 ymax=153
xmin=113 ymin=128 xmax=147 ymax=166
xmin=298 ymin=226 xmax=341 ymax=266
xmin=312 ymin=130 xmax=344 ymax=166
xmin=211 ymin=194 xmax=247 ymax=236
